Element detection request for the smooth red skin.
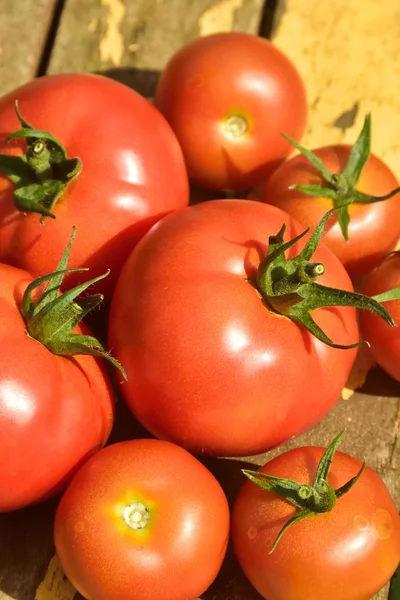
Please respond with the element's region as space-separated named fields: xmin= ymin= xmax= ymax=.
xmin=360 ymin=253 xmax=400 ymax=381
xmin=0 ymin=73 xmax=189 ymax=298
xmin=232 ymin=447 xmax=400 ymax=600
xmin=262 ymin=145 xmax=400 ymax=279
xmin=0 ymin=262 xmax=115 ymax=512
xmin=54 ymin=439 xmax=230 ymax=600
xmin=109 ymin=200 xmax=358 ymax=457
xmin=154 ymin=32 xmax=307 ymax=191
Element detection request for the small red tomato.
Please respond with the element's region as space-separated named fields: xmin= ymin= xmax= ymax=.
xmin=54 ymin=439 xmax=230 ymax=600
xmin=360 ymin=252 xmax=400 ymax=381
xmin=232 ymin=438 xmax=400 ymax=600
xmin=262 ymin=116 xmax=400 ymax=279
xmin=154 ymin=32 xmax=307 ymax=190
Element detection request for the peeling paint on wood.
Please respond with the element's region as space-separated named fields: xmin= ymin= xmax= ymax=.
xmin=48 ymin=0 xmax=263 ymax=75
xmin=198 ymin=0 xmax=244 ymax=36
xmin=34 ymin=556 xmax=76 ymax=600
xmin=269 ymin=0 xmax=400 ymax=178
xmin=99 ymin=0 xmax=125 ymax=66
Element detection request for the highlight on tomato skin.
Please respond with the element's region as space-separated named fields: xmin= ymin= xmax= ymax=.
xmin=54 ymin=438 xmax=230 ymax=600
xmin=262 ymin=115 xmax=400 ymax=280
xmin=360 ymin=252 xmax=400 ymax=382
xmin=154 ymin=32 xmax=307 ymax=191
xmin=231 ymin=439 xmax=400 ymax=600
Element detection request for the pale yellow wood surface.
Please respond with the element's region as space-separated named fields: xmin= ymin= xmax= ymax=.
xmin=270 ymin=0 xmax=400 ymax=178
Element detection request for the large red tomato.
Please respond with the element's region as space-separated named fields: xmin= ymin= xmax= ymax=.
xmin=360 ymin=252 xmax=400 ymax=381
xmin=54 ymin=439 xmax=230 ymax=600
xmin=262 ymin=144 xmax=400 ymax=279
xmin=0 ymin=256 xmax=116 ymax=512
xmin=109 ymin=200 xmax=361 ymax=457
xmin=231 ymin=444 xmax=400 ymax=600
xmin=0 ymin=73 xmax=189 ymax=297
xmin=154 ymin=33 xmax=307 ymax=190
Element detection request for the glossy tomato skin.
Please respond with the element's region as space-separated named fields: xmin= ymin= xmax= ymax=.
xmin=0 ymin=262 xmax=115 ymax=512
xmin=54 ymin=439 xmax=230 ymax=600
xmin=109 ymin=200 xmax=358 ymax=457
xmin=262 ymin=145 xmax=400 ymax=279
xmin=232 ymin=447 xmax=400 ymax=600
xmin=154 ymin=33 xmax=307 ymax=191
xmin=0 ymin=73 xmax=189 ymax=298
xmin=360 ymin=253 xmax=400 ymax=381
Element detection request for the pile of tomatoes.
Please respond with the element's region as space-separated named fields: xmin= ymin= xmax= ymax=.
xmin=0 ymin=32 xmax=399 ymax=600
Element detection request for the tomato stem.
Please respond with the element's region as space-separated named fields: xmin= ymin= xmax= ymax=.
xmin=21 ymin=227 xmax=127 ymax=380
xmin=242 ymin=432 xmax=366 ymax=553
xmin=123 ymin=502 xmax=150 ymax=530
xmin=0 ymin=102 xmax=82 ymax=221
xmin=253 ymin=208 xmax=395 ymax=348
xmin=282 ymin=115 xmax=400 ymax=241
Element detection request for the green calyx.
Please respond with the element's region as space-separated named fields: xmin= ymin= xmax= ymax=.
xmin=283 ymin=115 xmax=400 ymax=241
xmin=242 ymin=432 xmax=366 ymax=553
xmin=0 ymin=102 xmax=82 ymax=221
xmin=253 ymin=207 xmax=395 ymax=349
xmin=21 ymin=227 xmax=127 ymax=381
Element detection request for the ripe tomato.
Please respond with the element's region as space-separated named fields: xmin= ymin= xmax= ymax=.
xmin=54 ymin=439 xmax=230 ymax=600
xmin=262 ymin=144 xmax=400 ymax=279
xmin=231 ymin=445 xmax=400 ymax=600
xmin=360 ymin=252 xmax=400 ymax=381
xmin=0 ymin=260 xmax=115 ymax=512
xmin=0 ymin=73 xmax=189 ymax=298
xmin=154 ymin=32 xmax=307 ymax=191
xmin=109 ymin=199 xmax=359 ymax=457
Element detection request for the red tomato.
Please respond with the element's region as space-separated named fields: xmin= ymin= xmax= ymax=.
xmin=231 ymin=446 xmax=400 ymax=600
xmin=154 ymin=33 xmax=307 ymax=190
xmin=360 ymin=252 xmax=400 ymax=381
xmin=54 ymin=439 xmax=230 ymax=600
xmin=0 ymin=262 xmax=115 ymax=512
xmin=109 ymin=200 xmax=358 ymax=457
xmin=262 ymin=145 xmax=400 ymax=279
xmin=0 ymin=73 xmax=189 ymax=297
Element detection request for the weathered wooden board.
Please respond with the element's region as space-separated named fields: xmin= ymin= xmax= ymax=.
xmin=266 ymin=0 xmax=400 ymax=177
xmin=47 ymin=0 xmax=264 ymax=96
xmin=0 ymin=0 xmax=56 ymax=95
xmin=0 ymin=0 xmax=399 ymax=599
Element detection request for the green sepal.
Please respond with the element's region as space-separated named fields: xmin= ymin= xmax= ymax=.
xmin=372 ymin=288 xmax=400 ymax=303
xmin=254 ymin=207 xmax=397 ymax=349
xmin=21 ymin=227 xmax=127 ymax=381
xmin=243 ymin=432 xmax=366 ymax=553
xmin=0 ymin=102 xmax=82 ymax=220
xmin=283 ymin=115 xmax=400 ymax=241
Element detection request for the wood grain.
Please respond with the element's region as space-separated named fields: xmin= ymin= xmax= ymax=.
xmin=0 ymin=0 xmax=56 ymax=95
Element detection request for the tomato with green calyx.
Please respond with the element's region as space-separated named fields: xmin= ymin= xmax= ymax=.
xmin=0 ymin=228 xmax=125 ymax=512
xmin=360 ymin=251 xmax=400 ymax=382
xmin=109 ymin=200 xmax=393 ymax=457
xmin=0 ymin=73 xmax=189 ymax=298
xmin=54 ymin=439 xmax=230 ymax=600
xmin=154 ymin=32 xmax=307 ymax=191
xmin=262 ymin=115 xmax=400 ymax=279
xmin=232 ymin=432 xmax=400 ymax=600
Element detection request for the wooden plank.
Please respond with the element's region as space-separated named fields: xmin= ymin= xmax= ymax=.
xmin=47 ymin=0 xmax=264 ymax=96
xmin=0 ymin=0 xmax=56 ymax=95
xmin=266 ymin=0 xmax=400 ymax=177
